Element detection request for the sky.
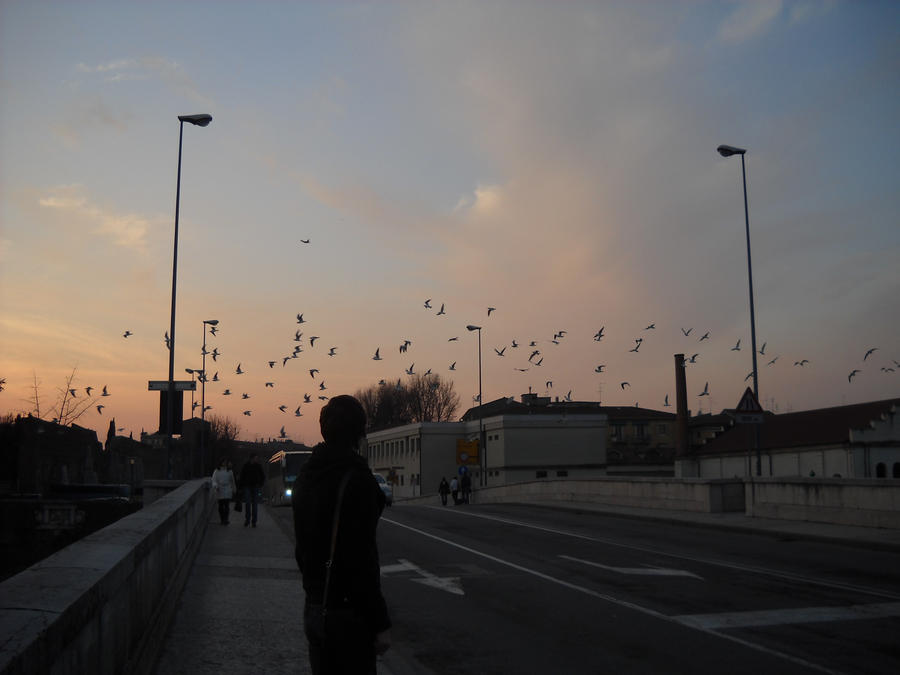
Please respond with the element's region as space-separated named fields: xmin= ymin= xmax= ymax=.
xmin=1 ymin=0 xmax=898 ymax=446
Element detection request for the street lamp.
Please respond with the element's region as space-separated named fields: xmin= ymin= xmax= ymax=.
xmin=466 ymin=325 xmax=486 ymax=487
xmin=185 ymin=368 xmax=198 ymax=414
xmin=166 ymin=113 xmax=212 ymax=477
xmin=200 ymin=319 xmax=218 ymax=477
xmin=717 ymin=143 xmax=761 ymax=476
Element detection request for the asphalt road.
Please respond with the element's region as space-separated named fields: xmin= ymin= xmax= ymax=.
xmin=272 ymin=502 xmax=900 ymax=675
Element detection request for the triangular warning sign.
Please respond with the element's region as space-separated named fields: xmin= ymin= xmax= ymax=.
xmin=735 ymin=387 xmax=763 ymax=413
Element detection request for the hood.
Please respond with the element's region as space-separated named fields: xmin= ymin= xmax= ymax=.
xmin=298 ymin=442 xmax=368 ymax=484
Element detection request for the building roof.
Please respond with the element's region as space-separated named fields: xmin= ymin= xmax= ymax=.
xmin=460 ymin=395 xmax=676 ymax=422
xmin=694 ymin=398 xmax=900 ymax=456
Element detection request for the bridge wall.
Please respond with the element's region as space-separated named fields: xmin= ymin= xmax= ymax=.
xmin=746 ymin=477 xmax=900 ymax=528
xmin=0 ymin=479 xmax=213 ymax=675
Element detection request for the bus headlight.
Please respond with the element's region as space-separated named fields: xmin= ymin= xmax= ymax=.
xmin=285 ymin=488 xmax=292 ymax=497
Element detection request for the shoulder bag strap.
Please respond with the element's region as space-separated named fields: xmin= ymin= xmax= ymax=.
xmin=322 ymin=470 xmax=353 ymax=617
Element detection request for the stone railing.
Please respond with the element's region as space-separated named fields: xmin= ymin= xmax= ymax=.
xmin=0 ymin=479 xmax=213 ymax=675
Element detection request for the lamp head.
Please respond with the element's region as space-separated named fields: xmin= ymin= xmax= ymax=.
xmin=178 ymin=114 xmax=213 ymax=127
xmin=185 ymin=368 xmax=196 ymax=374
xmin=204 ymin=319 xmax=219 ymax=326
xmin=717 ymin=144 xmax=746 ymax=157
xmin=466 ymin=325 xmax=482 ymax=332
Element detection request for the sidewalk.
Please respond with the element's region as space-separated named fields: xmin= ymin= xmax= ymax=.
xmin=523 ymin=499 xmax=900 ymax=552
xmin=153 ymin=504 xmax=309 ymax=675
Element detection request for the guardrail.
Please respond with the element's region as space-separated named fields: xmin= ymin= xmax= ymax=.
xmin=0 ymin=479 xmax=214 ymax=675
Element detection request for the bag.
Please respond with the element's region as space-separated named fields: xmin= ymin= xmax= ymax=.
xmin=234 ymin=500 xmax=243 ymax=512
xmin=304 ymin=603 xmax=368 ymax=648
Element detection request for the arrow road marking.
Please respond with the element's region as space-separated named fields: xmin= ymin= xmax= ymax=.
xmin=381 ymin=558 xmax=465 ymax=595
xmin=560 ymin=555 xmax=704 ymax=580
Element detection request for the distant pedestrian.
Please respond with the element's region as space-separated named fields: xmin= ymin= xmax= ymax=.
xmin=450 ymin=476 xmax=459 ymax=505
xmin=293 ymin=394 xmax=391 ymax=674
xmin=211 ymin=458 xmax=236 ymax=525
xmin=438 ymin=477 xmax=450 ymax=506
xmin=239 ymin=452 xmax=266 ymax=528
xmin=461 ymin=471 xmax=472 ymax=504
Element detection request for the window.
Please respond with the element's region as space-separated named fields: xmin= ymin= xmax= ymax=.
xmin=635 ymin=424 xmax=647 ymax=439
xmin=894 ymin=463 xmax=900 ymax=479
xmin=556 ymin=470 xmax=568 ymax=477
xmin=657 ymin=424 xmax=667 ymax=434
xmin=876 ymin=463 xmax=886 ymax=478
xmin=536 ymin=470 xmax=548 ymax=478
xmin=611 ymin=425 xmax=624 ymax=440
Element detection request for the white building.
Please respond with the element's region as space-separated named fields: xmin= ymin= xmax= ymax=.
xmin=362 ymin=396 xmax=608 ymax=498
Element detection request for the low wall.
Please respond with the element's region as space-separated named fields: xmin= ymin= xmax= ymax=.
xmin=0 ymin=479 xmax=213 ymax=675
xmin=402 ymin=477 xmax=745 ymax=513
xmin=746 ymin=478 xmax=900 ymax=529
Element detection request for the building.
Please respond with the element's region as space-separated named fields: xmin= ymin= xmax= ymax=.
xmin=677 ymin=398 xmax=900 ymax=479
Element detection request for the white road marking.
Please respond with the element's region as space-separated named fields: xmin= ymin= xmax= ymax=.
xmin=384 ymin=517 xmax=841 ymax=674
xmin=560 ymin=554 xmax=704 ymax=580
xmin=381 ymin=558 xmax=465 ymax=595
xmin=674 ymin=601 xmax=900 ymax=630
xmin=424 ymin=506 xmax=900 ymax=601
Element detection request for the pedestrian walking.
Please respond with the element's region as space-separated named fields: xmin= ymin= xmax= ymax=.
xmin=438 ymin=477 xmax=450 ymax=506
xmin=293 ymin=395 xmax=391 ymax=674
xmin=461 ymin=471 xmax=472 ymax=504
xmin=211 ymin=458 xmax=236 ymax=525
xmin=450 ymin=476 xmax=460 ymax=505
xmin=239 ymin=452 xmax=266 ymax=528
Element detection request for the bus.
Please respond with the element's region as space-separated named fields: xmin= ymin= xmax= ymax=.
xmin=266 ymin=448 xmax=312 ymax=506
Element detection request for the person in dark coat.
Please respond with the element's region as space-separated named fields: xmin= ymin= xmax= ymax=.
xmin=239 ymin=452 xmax=266 ymax=527
xmin=438 ymin=477 xmax=450 ymax=506
xmin=293 ymin=395 xmax=391 ymax=674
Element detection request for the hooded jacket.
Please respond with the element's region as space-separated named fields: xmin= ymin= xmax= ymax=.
xmin=292 ymin=442 xmax=390 ymax=635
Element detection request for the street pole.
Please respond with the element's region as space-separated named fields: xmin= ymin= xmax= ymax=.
xmin=718 ymin=144 xmax=761 ymax=476
xmin=467 ymin=325 xmax=485 ymax=487
xmin=166 ymin=114 xmax=211 ymax=478
xmin=201 ymin=319 xmax=218 ymax=478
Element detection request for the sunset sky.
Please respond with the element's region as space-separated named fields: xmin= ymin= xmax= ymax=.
xmin=1 ymin=1 xmax=897 ymax=446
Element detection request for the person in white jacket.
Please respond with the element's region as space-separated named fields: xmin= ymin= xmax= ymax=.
xmin=211 ymin=458 xmax=237 ymax=525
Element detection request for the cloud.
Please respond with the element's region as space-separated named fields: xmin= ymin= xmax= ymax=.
xmin=716 ymin=0 xmax=783 ymax=44
xmin=38 ymin=185 xmax=155 ymax=251
xmin=74 ymin=56 xmax=212 ymax=105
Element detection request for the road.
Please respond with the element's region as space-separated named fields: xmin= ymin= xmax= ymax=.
xmin=272 ymin=502 xmax=900 ymax=675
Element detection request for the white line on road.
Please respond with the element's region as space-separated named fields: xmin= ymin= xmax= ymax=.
xmin=674 ymin=601 xmax=900 ymax=630
xmin=560 ymin=554 xmax=704 ymax=579
xmin=423 ymin=506 xmax=900 ymax=601
xmin=383 ymin=516 xmax=842 ymax=674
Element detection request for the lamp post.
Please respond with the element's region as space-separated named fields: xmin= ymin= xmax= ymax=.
xmin=717 ymin=144 xmax=761 ymax=476
xmin=466 ymin=325 xmax=485 ymax=487
xmin=166 ymin=113 xmax=212 ymax=478
xmin=185 ymin=368 xmax=197 ymax=414
xmin=200 ymin=319 xmax=218 ymax=477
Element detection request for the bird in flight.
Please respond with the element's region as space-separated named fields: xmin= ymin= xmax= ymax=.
xmin=848 ymin=369 xmax=861 ymax=382
xmin=300 ymin=239 xmax=310 ymax=244
xmin=699 ymin=382 xmax=709 ymax=396
xmin=644 ymin=323 xmax=655 ymax=330
xmin=406 ymin=364 xmax=415 ymax=375
xmin=731 ymin=339 xmax=741 ymax=351
xmin=681 ymin=327 xmax=693 ymax=336
xmin=319 ymin=381 xmax=327 ymax=391
xmin=212 ymin=372 xmax=219 ymax=382
xmin=69 ymin=388 xmax=77 ymax=397
xmin=744 ymin=372 xmax=754 ymax=382
xmin=373 ymin=348 xmax=382 ymax=361
xmin=294 ymin=330 xmax=303 ymax=342
xmin=295 ymin=406 xmax=303 ymax=417
xmin=515 ymin=368 xmax=529 ymax=372
xmin=96 ymin=405 xmax=104 ymax=414
xmin=328 ymin=347 xmax=337 ymax=357
xmin=309 ymin=336 xmax=320 ymax=347
xmin=318 ymin=395 xmax=329 ymax=401
xmin=511 ymin=339 xmax=518 ymax=348
xmin=282 ymin=356 xmax=291 ymax=367
xmin=864 ymin=348 xmax=878 ymax=361
xmin=278 ymin=405 xmax=288 ymax=413
xmin=85 ymin=386 xmax=93 ymax=396
xmin=594 ymin=327 xmax=605 ymax=341
xmin=629 ymin=341 xmax=641 ymax=353
xmin=123 ymin=330 xmax=132 ymax=338
xmin=424 ymin=299 xmax=432 ymax=309
xmin=487 ymin=307 xmax=496 ymax=316
xmin=164 ymin=332 xmax=171 ymax=350
xmin=767 ymin=357 xmax=779 ymax=366
xmin=268 ymin=361 xmax=276 ymax=368
xmin=242 ymin=393 xmax=250 ymax=399
xmin=759 ymin=342 xmax=767 ymax=355
xmin=688 ymin=354 xmax=699 ymax=363
xmin=794 ymin=359 xmax=809 ymax=367
xmin=211 ymin=348 xmax=220 ymax=361
xmin=309 ymin=369 xmax=319 ymax=378
xmin=534 ymin=357 xmax=543 ymax=366
xmin=279 ymin=426 xmax=287 ymax=439
xmin=303 ymin=394 xmax=312 ymax=403
xmin=437 ymin=303 xmax=446 ymax=315
xmin=594 ymin=365 xmax=605 ymax=373
xmin=235 ymin=363 xmax=244 ymax=375
xmin=620 ymin=382 xmax=630 ymax=389
xmin=449 ymin=362 xmax=456 ymax=371
xmin=699 ymin=332 xmax=710 ymax=342
xmin=448 ymin=336 xmax=459 ymax=342
xmin=265 ymin=382 xmax=275 ymax=388
xmin=296 ymin=314 xmax=306 ymax=324
xmin=209 ymin=325 xmax=218 ymax=336
xmin=494 ymin=347 xmax=506 ymax=357
xmin=243 ymin=410 xmax=252 ymax=416
xmin=546 ymin=381 xmax=553 ymax=389
xmin=223 ymin=389 xmax=232 ymax=396
xmin=663 ymin=394 xmax=670 ymax=407
xmin=102 ymin=385 xmax=110 ymax=397
xmin=564 ymin=390 xmax=572 ymax=402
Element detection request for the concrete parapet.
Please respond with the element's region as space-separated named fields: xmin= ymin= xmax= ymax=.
xmin=0 ymin=479 xmax=213 ymax=675
xmin=746 ymin=477 xmax=900 ymax=529
xmin=401 ymin=477 xmax=745 ymax=513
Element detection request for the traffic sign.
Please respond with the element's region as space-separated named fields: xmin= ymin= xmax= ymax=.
xmin=734 ymin=387 xmax=763 ymax=424
xmin=148 ymin=380 xmax=196 ymax=391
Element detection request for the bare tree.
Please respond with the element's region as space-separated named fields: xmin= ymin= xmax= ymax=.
xmin=355 ymin=374 xmax=459 ymax=430
xmin=48 ymin=368 xmax=96 ymax=426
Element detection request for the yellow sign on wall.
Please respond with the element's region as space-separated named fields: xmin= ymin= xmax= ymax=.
xmin=456 ymin=439 xmax=479 ymax=465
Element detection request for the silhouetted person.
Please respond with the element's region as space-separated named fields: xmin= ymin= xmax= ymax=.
xmin=450 ymin=476 xmax=460 ymax=505
xmin=461 ymin=471 xmax=472 ymax=504
xmin=438 ymin=477 xmax=450 ymax=506
xmin=211 ymin=457 xmax=236 ymax=525
xmin=293 ymin=395 xmax=391 ymax=674
xmin=239 ymin=453 xmax=265 ymax=527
